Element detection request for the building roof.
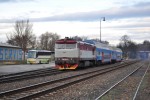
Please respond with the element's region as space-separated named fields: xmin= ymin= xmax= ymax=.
xmin=0 ymin=43 xmax=21 ymax=49
xmin=28 ymin=49 xmax=54 ymax=52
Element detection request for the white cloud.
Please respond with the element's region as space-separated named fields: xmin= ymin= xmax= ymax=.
xmin=0 ymin=0 xmax=150 ymax=45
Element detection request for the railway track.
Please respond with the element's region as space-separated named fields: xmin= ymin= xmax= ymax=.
xmin=0 ymin=60 xmax=132 ymax=83
xmin=95 ymin=61 xmax=150 ymax=100
xmin=0 ymin=68 xmax=65 ymax=83
xmin=0 ymin=67 xmax=53 ymax=78
xmin=0 ymin=60 xmax=137 ymax=100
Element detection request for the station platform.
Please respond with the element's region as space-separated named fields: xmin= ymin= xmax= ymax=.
xmin=0 ymin=62 xmax=55 ymax=75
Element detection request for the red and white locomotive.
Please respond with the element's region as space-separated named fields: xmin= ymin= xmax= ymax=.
xmin=55 ymin=37 xmax=96 ymax=70
xmin=55 ymin=37 xmax=123 ymax=70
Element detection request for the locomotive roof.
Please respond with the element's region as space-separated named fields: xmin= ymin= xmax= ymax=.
xmin=56 ymin=38 xmax=77 ymax=44
xmin=56 ymin=38 xmax=95 ymax=46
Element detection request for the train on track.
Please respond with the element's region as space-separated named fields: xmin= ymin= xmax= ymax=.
xmin=55 ymin=37 xmax=122 ymax=70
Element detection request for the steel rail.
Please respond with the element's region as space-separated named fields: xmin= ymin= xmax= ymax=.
xmin=0 ymin=62 xmax=123 ymax=79
xmin=0 ymin=63 xmax=121 ymax=83
xmin=0 ymin=61 xmax=135 ymax=83
xmin=133 ymin=62 xmax=150 ymax=100
xmin=13 ymin=61 xmax=137 ymax=100
xmin=0 ymin=61 xmax=137 ymax=98
xmin=0 ymin=68 xmax=64 ymax=83
xmin=95 ymin=64 xmax=143 ymax=100
xmin=0 ymin=67 xmax=55 ymax=78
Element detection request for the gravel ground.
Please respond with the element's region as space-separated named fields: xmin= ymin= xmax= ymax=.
xmin=100 ymin=61 xmax=148 ymax=100
xmin=135 ymin=62 xmax=150 ymax=100
xmin=33 ymin=61 xmax=144 ymax=100
xmin=0 ymin=63 xmax=123 ymax=92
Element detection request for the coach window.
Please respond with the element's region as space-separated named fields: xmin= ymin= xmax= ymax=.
xmin=86 ymin=45 xmax=88 ymax=50
xmin=84 ymin=45 xmax=86 ymax=50
xmin=80 ymin=44 xmax=83 ymax=50
xmin=96 ymin=51 xmax=99 ymax=55
xmin=0 ymin=48 xmax=3 ymax=60
xmin=99 ymin=52 xmax=101 ymax=55
xmin=83 ymin=44 xmax=85 ymax=50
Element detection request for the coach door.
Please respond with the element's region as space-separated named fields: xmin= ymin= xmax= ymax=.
xmin=102 ymin=52 xmax=104 ymax=63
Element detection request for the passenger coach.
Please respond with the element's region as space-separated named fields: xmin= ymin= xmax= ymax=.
xmin=84 ymin=40 xmax=122 ymax=64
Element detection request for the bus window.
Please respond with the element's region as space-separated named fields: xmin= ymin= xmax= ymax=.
xmin=28 ymin=51 xmax=36 ymax=58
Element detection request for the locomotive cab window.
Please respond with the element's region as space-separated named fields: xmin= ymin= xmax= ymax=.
xmin=55 ymin=44 xmax=65 ymax=49
xmin=55 ymin=43 xmax=76 ymax=49
xmin=66 ymin=44 xmax=76 ymax=49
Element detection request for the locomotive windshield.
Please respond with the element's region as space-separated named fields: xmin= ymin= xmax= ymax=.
xmin=66 ymin=44 xmax=76 ymax=49
xmin=55 ymin=43 xmax=76 ymax=49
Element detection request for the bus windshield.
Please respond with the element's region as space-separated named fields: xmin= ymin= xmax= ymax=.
xmin=55 ymin=43 xmax=76 ymax=49
xmin=27 ymin=51 xmax=36 ymax=58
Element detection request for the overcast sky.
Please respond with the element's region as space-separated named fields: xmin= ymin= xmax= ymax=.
xmin=0 ymin=0 xmax=150 ymax=46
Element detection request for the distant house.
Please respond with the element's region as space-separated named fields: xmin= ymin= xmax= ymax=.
xmin=137 ymin=51 xmax=150 ymax=60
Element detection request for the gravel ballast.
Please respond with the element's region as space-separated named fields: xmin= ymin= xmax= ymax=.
xmin=100 ymin=62 xmax=148 ymax=100
xmin=0 ymin=63 xmax=125 ymax=92
xmin=1 ymin=61 xmax=148 ymax=100
xmin=34 ymin=61 xmax=145 ymax=100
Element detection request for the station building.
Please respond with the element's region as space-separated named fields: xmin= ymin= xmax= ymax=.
xmin=137 ymin=51 xmax=150 ymax=60
xmin=0 ymin=43 xmax=22 ymax=64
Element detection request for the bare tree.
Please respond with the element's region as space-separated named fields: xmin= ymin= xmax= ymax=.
xmin=117 ymin=35 xmax=139 ymax=59
xmin=39 ymin=32 xmax=60 ymax=51
xmin=128 ymin=41 xmax=137 ymax=59
xmin=137 ymin=40 xmax=150 ymax=51
xmin=7 ymin=20 xmax=36 ymax=60
xmin=119 ymin=35 xmax=131 ymax=58
xmin=120 ymin=35 xmax=131 ymax=47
